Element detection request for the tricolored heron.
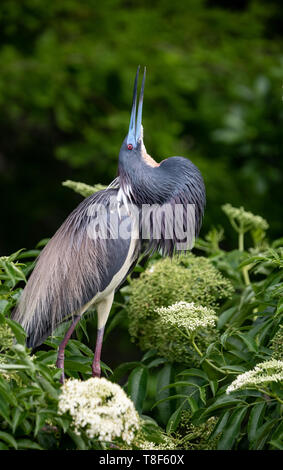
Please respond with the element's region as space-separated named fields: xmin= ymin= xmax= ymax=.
xmin=13 ymin=67 xmax=206 ymax=382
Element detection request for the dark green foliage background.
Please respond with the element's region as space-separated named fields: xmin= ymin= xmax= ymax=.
xmin=0 ymin=0 xmax=282 ymax=255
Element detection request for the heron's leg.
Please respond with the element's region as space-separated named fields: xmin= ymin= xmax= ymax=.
xmin=92 ymin=326 xmax=105 ymax=378
xmin=56 ymin=315 xmax=81 ymax=383
xmin=92 ymin=293 xmax=114 ymax=378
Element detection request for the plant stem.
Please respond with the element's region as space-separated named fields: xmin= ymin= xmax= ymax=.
xmin=242 ymin=266 xmax=251 ymax=286
xmin=257 ymin=387 xmax=283 ymax=405
xmin=238 ymin=230 xmax=244 ymax=252
xmin=190 ymin=334 xmax=236 ymax=376
xmin=191 ymin=336 xmax=203 ymax=357
xmin=238 ymin=226 xmax=251 ymax=286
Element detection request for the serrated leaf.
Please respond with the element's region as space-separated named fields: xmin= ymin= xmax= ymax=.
xmin=217 ymin=306 xmax=237 ymax=329
xmin=67 ymin=340 xmax=94 ymax=357
xmin=155 ymin=364 xmax=175 ymax=426
xmin=217 ymin=406 xmax=248 ymax=450
xmin=0 ymin=431 xmax=18 ymax=449
xmin=12 ymin=408 xmax=24 ymax=434
xmin=248 ymin=401 xmax=266 ymax=443
xmin=67 ymin=430 xmax=87 ymax=450
xmin=210 ymin=410 xmax=230 ymax=439
xmin=178 ymin=368 xmax=208 ymax=380
xmin=17 ymin=439 xmax=43 ymax=450
xmin=152 ymin=394 xmax=188 ymax=409
xmin=202 ymin=394 xmax=245 ymax=417
xmin=5 ymin=318 xmax=26 ymax=345
xmin=147 ymin=358 xmax=167 ymax=368
xmin=199 ymin=386 xmax=206 ymax=405
xmin=187 ymin=397 xmax=199 ymax=413
xmin=209 ymin=380 xmax=218 ymax=397
xmin=270 ymin=439 xmax=283 ymax=450
xmin=166 ymin=403 xmax=186 ymax=434
xmin=141 ymin=349 xmax=158 ymax=363
xmin=36 ymin=376 xmax=59 ymax=400
xmin=127 ymin=366 xmax=148 ymax=414
xmin=111 ymin=361 xmax=141 ymax=383
xmin=236 ymin=332 xmax=258 ymax=352
xmin=161 ymin=380 xmax=201 ymax=391
xmin=250 ymin=419 xmax=278 ymax=450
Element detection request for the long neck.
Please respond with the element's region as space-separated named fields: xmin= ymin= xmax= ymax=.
xmin=118 ymin=150 xmax=175 ymax=206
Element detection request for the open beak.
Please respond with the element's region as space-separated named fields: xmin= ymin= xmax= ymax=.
xmin=127 ymin=66 xmax=146 ymax=147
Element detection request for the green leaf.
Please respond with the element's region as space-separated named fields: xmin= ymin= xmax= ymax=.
xmin=77 ymin=318 xmax=89 ymax=342
xmin=248 ymin=402 xmax=266 ymax=443
xmin=36 ymin=376 xmax=59 ymax=400
xmin=210 ymin=410 xmax=230 ymax=439
xmin=236 ymin=332 xmax=258 ymax=352
xmin=187 ymin=397 xmax=199 ymax=414
xmin=0 ymin=381 xmax=17 ymax=406
xmin=17 ymin=440 xmax=43 ymax=450
xmin=68 ymin=339 xmax=94 ymax=357
xmin=217 ymin=306 xmax=237 ymax=329
xmin=178 ymin=368 xmax=208 ymax=380
xmin=147 ymin=358 xmax=167 ymax=368
xmin=161 ymin=380 xmax=201 ymax=390
xmin=5 ymin=318 xmax=26 ymax=345
xmin=67 ymin=430 xmax=87 ymax=450
xmin=7 ymin=249 xmax=25 ymax=262
xmin=17 ymin=250 xmax=40 ymax=259
xmin=270 ymin=420 xmax=283 ymax=442
xmin=0 ymin=431 xmax=18 ymax=449
xmin=127 ymin=366 xmax=148 ymax=414
xmin=0 ymin=364 xmax=29 ymax=370
xmin=251 ymin=419 xmax=278 ymax=450
xmin=111 ymin=361 xmax=142 ymax=383
xmin=155 ymin=364 xmax=175 ymax=426
xmin=202 ymin=394 xmax=245 ymax=417
xmin=0 ymin=259 xmax=26 ymax=286
xmin=54 ymin=416 xmax=70 ymax=433
xmin=35 ymin=412 xmax=47 ymax=437
xmin=166 ymin=402 xmax=186 ymax=434
xmin=217 ymin=406 xmax=248 ymax=450
xmin=100 ymin=361 xmax=113 ymax=375
xmin=199 ymin=386 xmax=206 ymax=405
xmin=0 ymin=395 xmax=11 ymax=425
xmin=0 ymin=299 xmax=9 ymax=314
xmin=209 ymin=380 xmax=218 ymax=397
xmin=64 ymin=357 xmax=91 ymax=373
xmin=275 ymin=299 xmax=283 ymax=317
xmin=12 ymin=408 xmax=24 ymax=434
xmin=36 ymin=239 xmax=50 ymax=249
xmin=141 ymin=349 xmax=158 ymax=363
xmin=221 ymin=365 xmax=247 ymax=373
xmin=270 ymin=439 xmax=283 ymax=450
xmin=153 ymin=394 xmax=189 ymax=409
xmin=104 ymin=310 xmax=126 ymax=340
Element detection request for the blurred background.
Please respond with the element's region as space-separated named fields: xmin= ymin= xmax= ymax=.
xmin=0 ymin=0 xmax=282 ymax=256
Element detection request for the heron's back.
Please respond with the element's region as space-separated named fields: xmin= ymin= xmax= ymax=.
xmin=13 ymin=188 xmax=140 ymax=348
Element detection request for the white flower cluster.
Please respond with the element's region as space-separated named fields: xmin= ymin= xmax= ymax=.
xmin=138 ymin=436 xmax=176 ymax=450
xmin=222 ymin=203 xmax=269 ymax=231
xmin=58 ymin=377 xmax=140 ymax=444
xmin=227 ymin=359 xmax=283 ymax=394
xmin=155 ymin=301 xmax=217 ymax=333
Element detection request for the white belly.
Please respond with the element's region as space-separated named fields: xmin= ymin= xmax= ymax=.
xmin=79 ymin=218 xmax=139 ymax=317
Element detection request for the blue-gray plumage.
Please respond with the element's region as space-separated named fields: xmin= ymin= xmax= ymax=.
xmin=12 ymin=66 xmax=206 ymax=382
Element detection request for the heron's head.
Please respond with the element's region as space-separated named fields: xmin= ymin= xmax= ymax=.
xmin=119 ymin=66 xmax=147 ymax=167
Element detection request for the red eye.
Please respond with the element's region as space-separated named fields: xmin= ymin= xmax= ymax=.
xmin=127 ymin=144 xmax=133 ymax=150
